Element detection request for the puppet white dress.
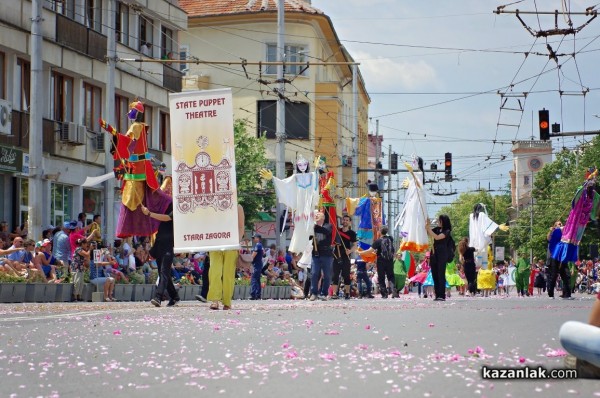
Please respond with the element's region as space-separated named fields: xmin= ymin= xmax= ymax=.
xmin=272 ymin=168 xmax=320 ymax=254
xmin=396 ymin=171 xmax=429 ymax=253
xmin=469 ymin=204 xmax=499 ymax=289
xmin=469 ymin=203 xmax=499 ymax=255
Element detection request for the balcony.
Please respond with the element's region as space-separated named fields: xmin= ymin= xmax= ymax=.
xmin=55 ymin=14 xmax=107 ymax=62
xmin=163 ymin=64 xmax=182 ymax=92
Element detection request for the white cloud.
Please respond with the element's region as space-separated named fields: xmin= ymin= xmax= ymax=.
xmin=354 ymin=51 xmax=438 ymax=91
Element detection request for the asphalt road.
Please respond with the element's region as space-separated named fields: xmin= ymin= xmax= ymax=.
xmin=0 ymin=293 xmax=598 ymax=398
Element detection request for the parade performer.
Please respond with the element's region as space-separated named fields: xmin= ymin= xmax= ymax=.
xmin=515 ymin=256 xmax=531 ymax=297
xmin=477 ymin=245 xmax=497 ymax=297
xmin=346 ymin=183 xmax=384 ymax=250
xmin=445 ymin=259 xmax=465 ymax=297
xmin=317 ymin=156 xmax=338 ymax=245
xmin=259 ymin=156 xmax=319 ymax=254
xmin=470 ymin=203 xmax=506 ymax=297
xmin=409 ymin=252 xmax=430 ymax=297
xmin=549 ymin=168 xmax=600 ymax=299
xmin=99 ymin=100 xmax=171 ymax=237
xmin=394 ymin=251 xmax=415 ymax=294
xmin=395 ymin=160 xmax=429 ymax=253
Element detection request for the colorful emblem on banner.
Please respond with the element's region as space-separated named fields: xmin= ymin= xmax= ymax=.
xmin=175 ymin=136 xmax=234 ymax=213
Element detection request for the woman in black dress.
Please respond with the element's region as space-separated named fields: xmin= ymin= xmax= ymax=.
xmin=426 ymin=214 xmax=452 ymax=301
xmin=458 ymin=237 xmax=477 ymax=296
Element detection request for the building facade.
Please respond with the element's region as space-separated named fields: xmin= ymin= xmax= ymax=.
xmin=0 ymin=0 xmax=186 ymax=240
xmin=179 ymin=0 xmax=370 ymax=209
xmin=509 ymin=140 xmax=553 ymax=210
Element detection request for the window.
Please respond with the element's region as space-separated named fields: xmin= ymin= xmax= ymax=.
xmin=524 ymin=175 xmax=530 ymax=186
xmin=179 ymin=45 xmax=189 ymax=73
xmin=16 ymin=59 xmax=30 ymax=112
xmin=51 ymin=72 xmax=74 ymax=123
xmin=44 ymin=0 xmax=75 ymax=18
xmin=139 ymin=15 xmax=153 ymax=55
xmin=116 ymin=2 xmax=129 ymax=45
xmin=114 ymin=94 xmax=129 ymax=134
xmin=51 ymin=183 xmax=73 ymax=228
xmin=159 ymin=112 xmax=170 ymax=152
xmin=266 ymin=44 xmax=307 ymax=76
xmin=144 ymin=105 xmax=154 ymax=148
xmin=19 ymin=178 xmax=28 ymax=230
xmin=0 ymin=51 xmax=5 ymax=99
xmin=161 ymin=26 xmax=174 ymax=60
xmin=85 ymin=0 xmax=103 ymax=32
xmin=257 ymin=100 xmax=309 ymax=139
xmin=83 ymin=189 xmax=101 ymax=215
xmin=83 ymin=83 xmax=101 ymax=132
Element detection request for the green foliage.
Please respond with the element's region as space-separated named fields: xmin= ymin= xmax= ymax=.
xmin=234 ymin=277 xmax=250 ymax=286
xmin=0 ymin=273 xmax=27 ymax=283
xmin=148 ymin=270 xmax=159 ymax=285
xmin=234 ymin=119 xmax=274 ymax=230
xmin=508 ymin=139 xmax=600 ymax=260
xmin=128 ymin=271 xmax=145 ymax=284
xmin=177 ymin=274 xmax=193 ymax=285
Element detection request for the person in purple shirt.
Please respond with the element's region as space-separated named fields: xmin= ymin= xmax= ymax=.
xmin=547 ymin=220 xmax=564 ymax=299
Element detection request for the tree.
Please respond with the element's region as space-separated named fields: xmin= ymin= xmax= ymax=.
xmin=234 ymin=119 xmax=274 ymax=229
xmin=508 ymin=139 xmax=600 ymax=262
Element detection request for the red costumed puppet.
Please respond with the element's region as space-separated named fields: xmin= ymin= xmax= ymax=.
xmin=99 ymin=101 xmax=172 ymax=238
xmin=317 ymin=156 xmax=338 ymax=245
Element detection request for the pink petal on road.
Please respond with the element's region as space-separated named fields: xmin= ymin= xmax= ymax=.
xmin=546 ymin=349 xmax=568 ymax=357
xmin=113 ymin=330 xmax=121 ymax=335
xmin=325 ymin=330 xmax=340 ymax=335
xmin=320 ymin=353 xmax=337 ymax=361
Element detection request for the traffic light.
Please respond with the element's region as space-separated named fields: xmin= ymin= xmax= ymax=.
xmin=444 ymin=152 xmax=452 ymax=182
xmin=390 ymin=153 xmax=398 ymax=174
xmin=539 ymin=109 xmax=550 ymax=140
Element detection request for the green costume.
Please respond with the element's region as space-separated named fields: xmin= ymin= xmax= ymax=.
xmin=394 ymin=257 xmax=407 ymax=291
xmin=516 ymin=258 xmax=531 ymax=294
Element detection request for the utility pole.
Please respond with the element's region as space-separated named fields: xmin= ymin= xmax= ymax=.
xmin=352 ymin=64 xmax=358 ymax=198
xmin=275 ymin=0 xmax=286 ymax=250
xmin=104 ymin=0 xmax=116 ymax=245
xmin=28 ymin=0 xmax=43 ymax=241
xmin=387 ymin=145 xmax=392 ymax=227
xmin=375 ymin=119 xmax=379 ymax=186
xmin=530 ymin=171 xmax=534 ymax=265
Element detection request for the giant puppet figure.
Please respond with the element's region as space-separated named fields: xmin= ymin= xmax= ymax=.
xmin=259 ymin=156 xmax=320 ymax=254
xmin=346 ymin=183 xmax=384 ymax=250
xmin=548 ymin=168 xmax=600 ymax=298
xmin=99 ymin=101 xmax=172 ymax=238
xmin=469 ymin=203 xmax=507 ymax=291
xmin=395 ymin=159 xmax=429 ymax=253
xmin=317 ymin=156 xmax=338 ymax=245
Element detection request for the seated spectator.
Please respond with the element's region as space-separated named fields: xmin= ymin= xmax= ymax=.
xmin=560 ymin=289 xmax=600 ymax=378
xmin=103 ymin=252 xmax=128 ymax=283
xmin=89 ymin=248 xmax=116 ymax=301
xmin=33 ymin=239 xmax=61 ymax=283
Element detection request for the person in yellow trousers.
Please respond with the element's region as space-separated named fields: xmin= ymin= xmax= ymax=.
xmin=208 ymin=204 xmax=245 ymax=310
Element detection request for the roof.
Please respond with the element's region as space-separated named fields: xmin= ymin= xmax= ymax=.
xmin=179 ymin=0 xmax=323 ymax=18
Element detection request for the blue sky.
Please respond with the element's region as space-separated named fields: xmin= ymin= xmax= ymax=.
xmin=312 ymin=0 xmax=600 ymax=213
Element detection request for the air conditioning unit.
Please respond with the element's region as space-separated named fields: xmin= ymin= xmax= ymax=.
xmin=76 ymin=125 xmax=87 ymax=145
xmin=94 ymin=132 xmax=105 ymax=152
xmin=0 ymin=99 xmax=13 ymax=136
xmin=59 ymin=122 xmax=85 ymax=145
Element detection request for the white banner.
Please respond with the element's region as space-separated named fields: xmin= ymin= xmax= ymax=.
xmin=169 ymin=88 xmax=240 ymax=253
